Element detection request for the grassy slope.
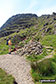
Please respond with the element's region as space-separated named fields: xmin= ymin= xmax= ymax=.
xmin=31 ymin=35 xmax=56 ymax=84
xmin=0 ymin=30 xmax=56 ymax=84
xmin=40 ymin=35 xmax=56 ymax=48
xmin=31 ymin=55 xmax=56 ymax=84
xmin=0 ymin=38 xmax=9 ymax=55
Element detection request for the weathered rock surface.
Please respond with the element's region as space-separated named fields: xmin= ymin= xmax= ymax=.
xmin=17 ymin=41 xmax=43 ymax=56
xmin=0 ymin=14 xmax=37 ymax=37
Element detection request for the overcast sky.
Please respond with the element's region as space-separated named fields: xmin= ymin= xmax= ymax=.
xmin=0 ymin=0 xmax=56 ymax=27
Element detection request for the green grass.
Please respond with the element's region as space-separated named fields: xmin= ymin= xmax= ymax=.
xmin=0 ymin=30 xmax=56 ymax=84
xmin=0 ymin=68 xmax=14 ymax=84
xmin=30 ymin=54 xmax=56 ymax=84
xmin=18 ymin=41 xmax=24 ymax=47
xmin=40 ymin=35 xmax=56 ymax=48
xmin=0 ymin=39 xmax=9 ymax=55
xmin=26 ymin=48 xmax=48 ymax=62
xmin=24 ymin=37 xmax=32 ymax=44
xmin=0 ymin=38 xmax=15 ymax=55
xmin=28 ymin=35 xmax=56 ymax=84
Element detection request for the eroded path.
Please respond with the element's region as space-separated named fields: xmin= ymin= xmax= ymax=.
xmin=0 ymin=50 xmax=54 ymax=84
xmin=0 ymin=54 xmax=34 ymax=84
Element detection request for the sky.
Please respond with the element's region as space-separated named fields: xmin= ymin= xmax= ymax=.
xmin=0 ymin=0 xmax=56 ymax=27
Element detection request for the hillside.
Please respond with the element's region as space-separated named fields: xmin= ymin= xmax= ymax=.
xmin=0 ymin=12 xmax=56 ymax=40
xmin=0 ymin=12 xmax=56 ymax=84
xmin=0 ymin=14 xmax=37 ymax=37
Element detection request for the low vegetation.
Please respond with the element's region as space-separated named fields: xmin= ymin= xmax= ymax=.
xmin=31 ymin=55 xmax=56 ymax=84
xmin=0 ymin=68 xmax=14 ymax=84
xmin=40 ymin=35 xmax=56 ymax=48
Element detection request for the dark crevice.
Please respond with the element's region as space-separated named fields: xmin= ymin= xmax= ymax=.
xmin=13 ymin=81 xmax=18 ymax=84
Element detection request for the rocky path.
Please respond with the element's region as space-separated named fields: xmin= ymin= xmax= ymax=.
xmin=0 ymin=50 xmax=54 ymax=84
xmin=0 ymin=54 xmax=34 ymax=84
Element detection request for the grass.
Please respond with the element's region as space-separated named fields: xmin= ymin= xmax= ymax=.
xmin=29 ymin=35 xmax=56 ymax=84
xmin=0 ymin=39 xmax=9 ymax=55
xmin=40 ymin=35 xmax=56 ymax=49
xmin=26 ymin=48 xmax=48 ymax=62
xmin=0 ymin=38 xmax=15 ymax=55
xmin=31 ymin=57 xmax=56 ymax=84
xmin=24 ymin=36 xmax=32 ymax=44
xmin=0 ymin=68 xmax=14 ymax=84
xmin=0 ymin=32 xmax=56 ymax=84
xmin=18 ymin=41 xmax=24 ymax=47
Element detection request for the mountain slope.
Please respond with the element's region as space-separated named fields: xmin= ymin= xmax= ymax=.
xmin=0 ymin=12 xmax=56 ymax=84
xmin=0 ymin=14 xmax=37 ymax=37
xmin=0 ymin=12 xmax=56 ymax=39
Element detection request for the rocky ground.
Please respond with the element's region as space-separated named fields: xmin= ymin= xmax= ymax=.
xmin=0 ymin=54 xmax=34 ymax=84
xmin=17 ymin=41 xmax=43 ymax=56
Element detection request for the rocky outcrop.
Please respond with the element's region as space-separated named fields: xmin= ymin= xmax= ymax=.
xmin=0 ymin=14 xmax=38 ymax=37
xmin=46 ymin=28 xmax=51 ymax=32
xmin=44 ymin=23 xmax=48 ymax=26
xmin=53 ymin=12 xmax=56 ymax=15
xmin=53 ymin=18 xmax=56 ymax=20
xmin=0 ymin=12 xmax=56 ymax=39
xmin=17 ymin=41 xmax=43 ymax=56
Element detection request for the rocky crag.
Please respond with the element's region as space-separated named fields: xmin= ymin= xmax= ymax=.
xmin=0 ymin=12 xmax=56 ymax=42
xmin=0 ymin=14 xmax=37 ymax=37
xmin=17 ymin=41 xmax=43 ymax=56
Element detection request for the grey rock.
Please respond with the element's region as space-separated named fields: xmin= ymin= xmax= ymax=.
xmin=17 ymin=41 xmax=43 ymax=56
xmin=46 ymin=28 xmax=51 ymax=32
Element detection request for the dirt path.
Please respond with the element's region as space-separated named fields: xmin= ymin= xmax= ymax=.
xmin=0 ymin=54 xmax=34 ymax=84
